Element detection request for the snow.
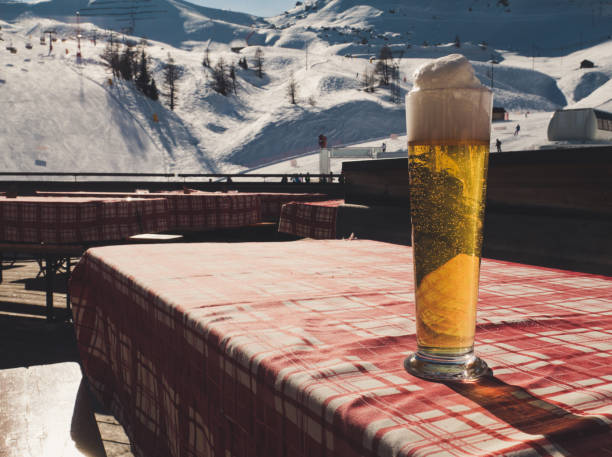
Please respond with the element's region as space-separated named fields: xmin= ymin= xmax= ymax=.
xmin=0 ymin=0 xmax=611 ymax=175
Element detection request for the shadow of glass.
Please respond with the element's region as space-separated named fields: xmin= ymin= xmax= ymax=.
xmin=449 ymin=374 xmax=612 ymax=455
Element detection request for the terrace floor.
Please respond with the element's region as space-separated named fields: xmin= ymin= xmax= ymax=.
xmin=0 ymin=258 xmax=135 ymax=457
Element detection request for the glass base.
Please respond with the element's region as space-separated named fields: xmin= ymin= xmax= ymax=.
xmin=404 ymin=351 xmax=490 ymax=383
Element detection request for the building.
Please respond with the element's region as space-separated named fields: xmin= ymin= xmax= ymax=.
xmin=547 ymin=108 xmax=612 ymax=141
xmin=580 ymin=59 xmax=595 ymax=69
xmin=492 ymin=106 xmax=508 ymax=121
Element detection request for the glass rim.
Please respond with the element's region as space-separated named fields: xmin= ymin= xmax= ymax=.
xmin=407 ymin=86 xmax=492 ymax=95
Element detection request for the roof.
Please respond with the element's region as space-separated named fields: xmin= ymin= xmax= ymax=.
xmin=594 ymin=109 xmax=612 ymax=121
xmin=553 ymin=108 xmax=612 ymax=120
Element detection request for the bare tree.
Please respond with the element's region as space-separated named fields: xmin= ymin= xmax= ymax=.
xmin=202 ymin=47 xmax=210 ymax=68
xmin=375 ymin=44 xmax=393 ymax=86
xmin=390 ymin=62 xmax=401 ymax=103
xmin=362 ymin=66 xmax=376 ymax=92
xmin=287 ymin=72 xmax=298 ymax=104
xmin=163 ymin=54 xmax=180 ymax=110
xmin=254 ymin=47 xmax=264 ymax=78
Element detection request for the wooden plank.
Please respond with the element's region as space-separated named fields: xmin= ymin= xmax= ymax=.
xmin=0 ymin=261 xmax=134 ymax=456
xmin=0 ymin=362 xmax=106 ymax=457
xmin=0 ymin=243 xmax=85 ymax=256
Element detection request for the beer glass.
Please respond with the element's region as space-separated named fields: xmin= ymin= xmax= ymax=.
xmin=404 ymin=85 xmax=492 ymax=382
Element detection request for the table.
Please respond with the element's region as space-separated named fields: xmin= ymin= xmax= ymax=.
xmin=36 ymin=191 xmax=263 ymax=232
xmin=0 ymin=196 xmax=169 ymax=320
xmin=0 ymin=196 xmax=170 ymax=244
xmin=70 ymin=240 xmax=612 ymax=457
xmin=37 ymin=191 xmax=331 ymax=226
xmin=256 ymin=193 xmax=330 ymax=221
xmin=278 ymin=199 xmax=344 ymax=239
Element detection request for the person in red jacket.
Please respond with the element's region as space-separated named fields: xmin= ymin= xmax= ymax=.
xmin=318 ymin=133 xmax=327 ymax=148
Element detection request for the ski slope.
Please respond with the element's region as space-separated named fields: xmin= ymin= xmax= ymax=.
xmin=1 ymin=0 xmax=611 ymax=174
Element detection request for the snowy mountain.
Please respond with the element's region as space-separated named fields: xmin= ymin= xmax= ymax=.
xmin=1 ymin=0 xmax=611 ymax=173
xmin=270 ymin=0 xmax=612 ymax=56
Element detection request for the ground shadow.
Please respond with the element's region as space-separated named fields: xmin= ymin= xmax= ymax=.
xmin=449 ymin=374 xmax=612 ymax=455
xmin=0 ymin=314 xmax=79 ymax=369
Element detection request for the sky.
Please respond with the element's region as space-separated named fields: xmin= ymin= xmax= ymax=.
xmin=189 ymin=0 xmax=297 ymax=17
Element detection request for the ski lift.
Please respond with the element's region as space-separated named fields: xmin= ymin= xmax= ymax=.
xmin=40 ymin=36 xmax=46 ymax=44
xmin=7 ymin=46 xmax=17 ymax=54
xmin=25 ymin=43 xmax=33 ymax=49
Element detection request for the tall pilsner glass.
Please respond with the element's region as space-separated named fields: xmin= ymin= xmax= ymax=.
xmin=404 ymin=85 xmax=493 ymax=382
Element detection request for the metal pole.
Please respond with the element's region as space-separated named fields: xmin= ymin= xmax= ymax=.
xmin=76 ymin=12 xmax=82 ymax=59
xmin=45 ymin=255 xmax=55 ymax=322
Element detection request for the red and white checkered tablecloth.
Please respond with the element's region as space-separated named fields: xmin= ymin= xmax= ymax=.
xmin=0 ymin=196 xmax=170 ymax=244
xmin=35 ymin=191 xmax=262 ymax=232
xmin=70 ymin=240 xmax=612 ymax=457
xmin=257 ymin=193 xmax=330 ymax=221
xmin=278 ymin=200 xmax=344 ymax=239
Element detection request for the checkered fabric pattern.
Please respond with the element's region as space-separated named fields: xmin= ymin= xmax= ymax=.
xmin=257 ymin=193 xmax=330 ymax=222
xmin=162 ymin=193 xmax=261 ymax=231
xmin=36 ymin=192 xmax=262 ymax=231
xmin=70 ymin=240 xmax=612 ymax=457
xmin=278 ymin=200 xmax=343 ymax=239
xmin=0 ymin=197 xmax=169 ymax=244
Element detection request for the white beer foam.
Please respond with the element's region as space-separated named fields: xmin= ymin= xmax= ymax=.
xmin=413 ymin=54 xmax=483 ymax=91
xmin=406 ymin=54 xmax=492 ymax=144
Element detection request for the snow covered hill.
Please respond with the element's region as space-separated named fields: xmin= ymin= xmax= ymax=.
xmin=1 ymin=0 xmax=611 ymax=173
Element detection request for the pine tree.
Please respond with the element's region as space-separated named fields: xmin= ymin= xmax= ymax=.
xmin=212 ymin=58 xmax=229 ymax=95
xmin=101 ymin=37 xmax=120 ymax=78
xmin=163 ymin=54 xmax=179 ymax=110
xmin=118 ymin=44 xmax=136 ymax=81
xmin=135 ymin=49 xmax=150 ymax=93
xmin=287 ymin=72 xmax=298 ymax=104
xmin=202 ymin=47 xmax=210 ymax=68
xmin=229 ymin=63 xmax=237 ymax=94
xmin=147 ymin=78 xmax=159 ymax=101
xmin=254 ymin=48 xmax=264 ymax=78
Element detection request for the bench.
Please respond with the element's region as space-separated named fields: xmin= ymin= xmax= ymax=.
xmin=0 ymin=362 xmax=107 ymax=457
xmin=0 ymin=244 xmax=86 ymax=321
xmin=0 ymin=236 xmax=182 ymax=321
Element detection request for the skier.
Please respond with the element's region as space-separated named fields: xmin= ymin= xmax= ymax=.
xmin=381 ymin=142 xmax=387 ymax=153
xmin=514 ymin=124 xmax=521 ymax=136
xmin=495 ymin=138 xmax=502 ymax=153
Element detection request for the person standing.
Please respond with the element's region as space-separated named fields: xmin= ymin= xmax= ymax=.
xmin=495 ymin=138 xmax=502 ymax=152
xmin=318 ymin=133 xmax=327 ymax=149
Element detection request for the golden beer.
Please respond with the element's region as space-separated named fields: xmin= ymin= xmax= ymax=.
xmin=403 ymin=54 xmax=492 ymax=381
xmin=409 ymin=142 xmax=489 ymax=355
